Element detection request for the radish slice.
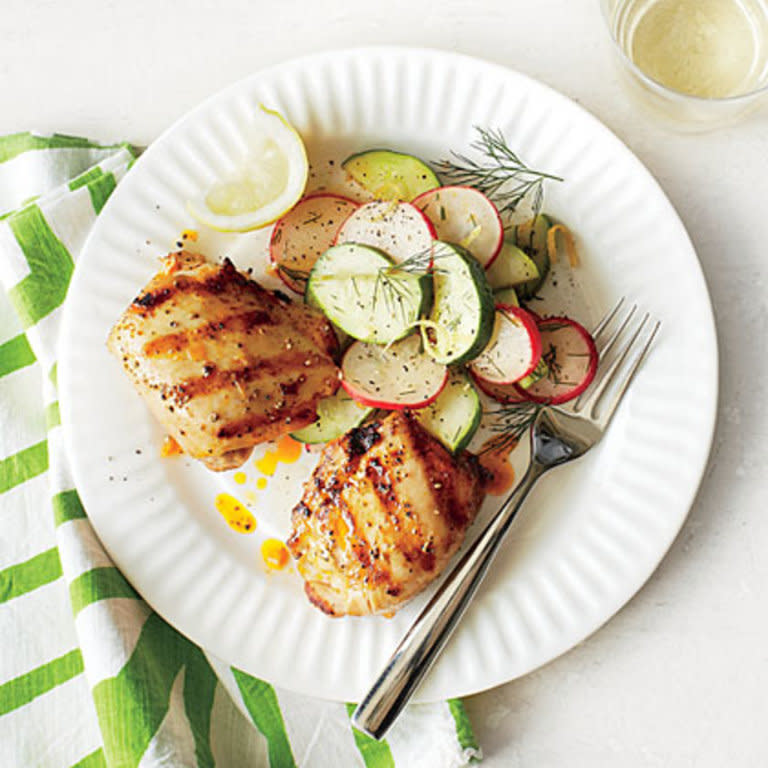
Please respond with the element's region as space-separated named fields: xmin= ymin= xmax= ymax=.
xmin=515 ymin=317 xmax=598 ymax=404
xmin=413 ymin=186 xmax=504 ymax=268
xmin=270 ymin=193 xmax=358 ymax=293
xmin=341 ymin=335 xmax=448 ymax=409
xmin=469 ymin=305 xmax=542 ymax=385
xmin=472 ymin=374 xmax=529 ymax=404
xmin=334 ymin=201 xmax=436 ymax=264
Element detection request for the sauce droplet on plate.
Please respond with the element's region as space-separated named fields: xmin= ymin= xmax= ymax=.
xmin=274 ymin=434 xmax=303 ymax=463
xmin=160 ymin=435 xmax=183 ymax=457
xmin=255 ymin=435 xmax=303 ymax=476
xmin=478 ymin=439 xmax=517 ymax=496
xmin=262 ymin=538 xmax=290 ymax=570
xmin=215 ymin=493 xmax=256 ymax=534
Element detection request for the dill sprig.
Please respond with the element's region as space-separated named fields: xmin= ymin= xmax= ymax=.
xmin=276 ymin=263 xmax=309 ymax=285
xmin=372 ymin=267 xmax=416 ymax=327
xmin=383 ymin=244 xmax=441 ymax=276
xmin=434 ymin=127 xmax=562 ymax=218
xmin=371 ymin=244 xmax=437 ymax=318
xmin=481 ymin=401 xmax=541 ymax=454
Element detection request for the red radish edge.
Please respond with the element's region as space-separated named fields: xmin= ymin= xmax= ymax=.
xmin=340 ymin=339 xmax=448 ymax=410
xmin=416 ymin=203 xmax=438 ymax=240
xmin=515 ymin=316 xmax=599 ymax=405
xmin=471 ymin=371 xmax=529 ymax=404
xmin=412 ymin=185 xmax=504 ymax=268
xmin=332 ymin=200 xmax=438 ymax=246
xmin=340 ymin=370 xmax=448 ymax=411
xmin=470 ymin=304 xmax=543 ymax=386
xmin=498 ymin=304 xmax=543 ymax=381
xmin=269 ymin=193 xmax=359 ymax=293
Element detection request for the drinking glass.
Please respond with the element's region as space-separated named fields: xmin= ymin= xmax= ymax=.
xmin=600 ymin=0 xmax=768 ymax=128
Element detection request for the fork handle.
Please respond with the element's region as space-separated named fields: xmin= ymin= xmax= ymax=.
xmin=351 ymin=461 xmax=546 ymax=740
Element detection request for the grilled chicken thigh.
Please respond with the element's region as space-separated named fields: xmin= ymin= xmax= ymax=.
xmin=108 ymin=251 xmax=339 ymax=471
xmin=287 ymin=411 xmax=485 ymax=616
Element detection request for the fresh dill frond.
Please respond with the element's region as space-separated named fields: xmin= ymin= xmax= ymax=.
xmin=481 ymin=401 xmax=541 ymax=454
xmin=384 ymin=245 xmax=436 ymax=276
xmin=541 ymin=342 xmax=562 ymax=386
xmin=434 ymin=127 xmax=562 ymax=219
xmin=369 ymin=244 xmax=434 ymax=324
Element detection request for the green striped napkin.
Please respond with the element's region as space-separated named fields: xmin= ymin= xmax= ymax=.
xmin=0 ymin=132 xmax=481 ymax=768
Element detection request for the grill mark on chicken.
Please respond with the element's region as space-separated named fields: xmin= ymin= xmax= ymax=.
xmin=130 ymin=257 xmax=254 ymax=314
xmin=363 ymin=437 xmax=439 ymax=573
xmin=324 ymin=486 xmax=394 ymax=612
xmin=347 ymin=422 xmax=383 ymax=457
xmin=216 ymin=404 xmax=318 ymax=440
xmin=142 ymin=309 xmax=274 ymax=358
xmin=409 ymin=421 xmax=472 ymax=533
xmin=155 ymin=351 xmax=319 ymax=405
xmin=344 ymin=427 xmax=411 ymax=589
xmin=369 ymin=478 xmax=435 ymax=573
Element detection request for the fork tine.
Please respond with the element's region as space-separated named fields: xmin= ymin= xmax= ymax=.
xmin=574 ymin=301 xmax=637 ymax=411
xmin=591 ymin=296 xmax=625 ymax=343
xmin=596 ymin=302 xmax=638 ymax=358
xmin=580 ymin=311 xmax=651 ymax=420
xmin=597 ymin=319 xmax=660 ymax=427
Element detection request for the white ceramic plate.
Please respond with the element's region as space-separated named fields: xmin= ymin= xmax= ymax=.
xmin=59 ymin=47 xmax=717 ymax=702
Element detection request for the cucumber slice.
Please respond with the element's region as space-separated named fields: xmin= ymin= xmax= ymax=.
xmin=513 ymin=214 xmax=552 ymax=300
xmin=422 ymin=242 xmax=495 ymax=365
xmin=342 ymin=149 xmax=440 ymax=202
xmin=493 ymin=287 xmax=519 ymax=307
xmin=290 ymin=388 xmax=372 ymax=444
xmin=485 ymin=241 xmax=540 ymax=291
xmin=304 ymin=287 xmax=351 ymax=349
xmin=414 ymin=369 xmax=481 ymax=453
xmin=307 ymin=243 xmax=428 ymax=345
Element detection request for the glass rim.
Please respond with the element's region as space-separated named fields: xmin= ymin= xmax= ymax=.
xmin=601 ymin=0 xmax=768 ymax=105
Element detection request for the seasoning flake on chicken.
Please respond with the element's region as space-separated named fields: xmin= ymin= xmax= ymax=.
xmin=107 ymin=251 xmax=340 ymax=471
xmin=287 ymin=410 xmax=485 ymax=616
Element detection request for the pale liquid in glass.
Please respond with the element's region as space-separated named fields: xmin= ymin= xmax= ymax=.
xmin=613 ymin=0 xmax=768 ymax=98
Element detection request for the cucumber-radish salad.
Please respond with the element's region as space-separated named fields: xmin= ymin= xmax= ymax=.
xmin=269 ymin=136 xmax=597 ymax=462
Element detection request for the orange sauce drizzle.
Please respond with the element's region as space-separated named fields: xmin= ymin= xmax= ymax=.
xmin=160 ymin=435 xmax=183 ymax=457
xmin=478 ymin=439 xmax=517 ymax=496
xmin=215 ymin=493 xmax=256 ymax=534
xmin=262 ymin=538 xmax=290 ymax=570
xmin=254 ymin=435 xmax=303 ymax=476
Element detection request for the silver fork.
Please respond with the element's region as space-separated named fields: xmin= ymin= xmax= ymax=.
xmin=352 ymin=298 xmax=661 ymax=740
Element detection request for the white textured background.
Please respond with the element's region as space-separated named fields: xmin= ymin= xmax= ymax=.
xmin=2 ymin=0 xmax=767 ymax=765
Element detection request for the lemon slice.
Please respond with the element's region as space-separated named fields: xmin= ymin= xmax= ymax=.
xmin=188 ymin=105 xmax=308 ymax=232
